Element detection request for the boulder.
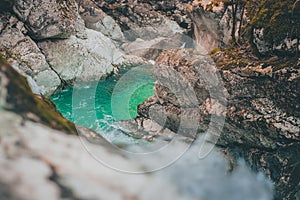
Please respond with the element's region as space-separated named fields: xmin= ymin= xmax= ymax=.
xmin=13 ymin=0 xmax=79 ymax=39
xmin=78 ymin=0 xmax=125 ymax=41
xmin=252 ymin=28 xmax=272 ymax=54
xmin=85 ymin=15 xmax=125 ymax=41
xmin=122 ymin=28 xmax=189 ymax=60
xmin=0 ymin=15 xmax=61 ymax=96
xmin=123 ymin=16 xmax=184 ymax=41
xmin=98 ymin=0 xmax=192 ymax=32
xmin=38 ymin=28 xmax=125 ymax=83
xmin=96 ymin=0 xmax=184 ymax=41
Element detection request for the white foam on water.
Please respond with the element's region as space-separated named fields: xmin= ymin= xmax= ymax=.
xmin=125 ymin=136 xmax=274 ymax=200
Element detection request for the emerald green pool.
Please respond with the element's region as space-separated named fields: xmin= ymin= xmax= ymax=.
xmin=51 ymin=65 xmax=155 ymax=144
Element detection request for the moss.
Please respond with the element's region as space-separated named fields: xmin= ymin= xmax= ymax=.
xmin=210 ymin=43 xmax=299 ymax=72
xmin=210 ymin=47 xmax=221 ymax=55
xmin=3 ymin=51 xmax=35 ymax=71
xmin=217 ymin=59 xmax=248 ymax=69
xmin=250 ymin=0 xmax=300 ymax=46
xmin=264 ymin=56 xmax=298 ymax=71
xmin=0 ymin=54 xmax=77 ymax=135
xmin=211 ymin=46 xmax=252 ymax=69
xmin=4 ymin=50 xmax=14 ymax=59
xmin=21 ymin=60 xmax=33 ymax=71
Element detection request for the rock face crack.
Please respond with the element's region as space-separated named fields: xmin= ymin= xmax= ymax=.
xmin=35 ymin=44 xmax=68 ymax=91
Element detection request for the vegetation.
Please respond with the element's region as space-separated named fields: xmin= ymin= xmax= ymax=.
xmin=194 ymin=0 xmax=300 ymax=56
xmin=250 ymin=0 xmax=300 ymax=55
xmin=210 ymin=43 xmax=299 ymax=71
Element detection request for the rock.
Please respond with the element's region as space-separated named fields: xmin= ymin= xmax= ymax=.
xmin=0 ymin=56 xmax=76 ymax=134
xmin=38 ymin=28 xmax=124 ymax=83
xmin=274 ymin=38 xmax=299 ymax=53
xmin=33 ymin=70 xmax=61 ymax=96
xmin=121 ymin=54 xmax=148 ymax=66
xmin=85 ymin=15 xmax=125 ymax=41
xmin=122 ymin=33 xmax=192 ymax=60
xmin=13 ymin=0 xmax=79 ymax=39
xmin=253 ymin=28 xmax=300 ymax=55
xmin=123 ymin=17 xmax=184 ymax=41
xmin=122 ymin=37 xmax=166 ymax=59
xmin=137 ymin=49 xmax=226 ymax=137
xmin=252 ymin=28 xmax=272 ymax=55
xmin=249 ymin=0 xmax=300 ymax=56
xmin=74 ymin=16 xmax=88 ymax=39
xmin=188 ymin=4 xmax=246 ymax=54
xmin=136 ymin=48 xmax=300 ymax=199
xmin=78 ymin=0 xmax=124 ymax=41
xmin=0 ymin=109 xmax=146 ymax=200
xmin=0 ymin=15 xmax=61 ymax=96
xmin=0 ymin=56 xmax=274 ymax=200
xmin=0 ymin=0 xmax=297 ymax=198
xmin=96 ymin=0 xmax=184 ymax=41
xmin=189 ymin=9 xmax=222 ymax=54
xmin=0 ymin=109 xmax=274 ymax=200
xmin=99 ymin=0 xmax=193 ymax=32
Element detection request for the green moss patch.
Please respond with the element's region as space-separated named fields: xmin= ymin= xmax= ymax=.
xmin=210 ymin=45 xmax=299 ymax=71
xmin=250 ymin=0 xmax=300 ymax=47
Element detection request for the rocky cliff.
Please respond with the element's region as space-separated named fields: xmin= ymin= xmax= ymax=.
xmin=0 ymin=0 xmax=299 ymax=199
xmin=133 ymin=48 xmax=299 ymax=199
xmin=118 ymin=1 xmax=300 ymax=198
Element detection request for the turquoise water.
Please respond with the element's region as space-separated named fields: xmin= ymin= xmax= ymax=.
xmin=51 ymin=65 xmax=156 ymax=144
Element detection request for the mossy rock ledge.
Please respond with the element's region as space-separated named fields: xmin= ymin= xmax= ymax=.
xmin=0 ymin=54 xmax=76 ymax=135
